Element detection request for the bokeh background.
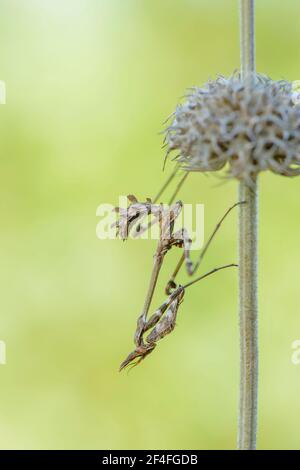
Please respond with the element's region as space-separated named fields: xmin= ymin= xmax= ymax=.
xmin=1 ymin=0 xmax=300 ymax=450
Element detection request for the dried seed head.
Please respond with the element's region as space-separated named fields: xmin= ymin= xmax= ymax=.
xmin=166 ymin=74 xmax=300 ymax=186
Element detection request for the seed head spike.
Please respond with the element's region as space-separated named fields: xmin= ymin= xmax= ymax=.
xmin=165 ymin=73 xmax=300 ymax=186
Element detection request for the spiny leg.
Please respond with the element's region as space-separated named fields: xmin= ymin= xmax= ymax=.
xmin=121 ymin=289 xmax=184 ymax=372
xmin=146 ymin=288 xmax=185 ymax=344
xmin=149 ymin=264 xmax=238 ymax=343
xmin=144 ymin=286 xmax=185 ymax=333
xmin=165 ymin=201 xmax=245 ymax=294
xmin=120 ymin=264 xmax=237 ymax=371
xmin=143 ymin=263 xmax=237 ymax=346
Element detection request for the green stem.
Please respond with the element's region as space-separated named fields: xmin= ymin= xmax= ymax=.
xmin=238 ymin=181 xmax=258 ymax=450
xmin=238 ymin=0 xmax=258 ymax=450
xmin=240 ymin=0 xmax=255 ymax=79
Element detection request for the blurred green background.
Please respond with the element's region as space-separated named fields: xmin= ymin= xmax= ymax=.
xmin=0 ymin=0 xmax=300 ymax=450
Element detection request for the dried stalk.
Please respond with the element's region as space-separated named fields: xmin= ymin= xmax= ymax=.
xmin=238 ymin=0 xmax=258 ymax=450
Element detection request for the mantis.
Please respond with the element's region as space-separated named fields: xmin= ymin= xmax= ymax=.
xmin=113 ymin=171 xmax=245 ymax=371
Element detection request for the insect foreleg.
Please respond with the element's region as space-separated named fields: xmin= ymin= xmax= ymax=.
xmin=165 ymin=201 xmax=245 ymax=294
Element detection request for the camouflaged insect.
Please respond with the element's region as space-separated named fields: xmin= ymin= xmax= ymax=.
xmin=115 ymin=197 xmax=191 ymax=370
xmin=116 ymin=196 xmax=239 ymax=370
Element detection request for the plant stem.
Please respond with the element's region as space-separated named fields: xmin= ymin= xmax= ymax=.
xmin=238 ymin=0 xmax=258 ymax=450
xmin=240 ymin=0 xmax=255 ymax=79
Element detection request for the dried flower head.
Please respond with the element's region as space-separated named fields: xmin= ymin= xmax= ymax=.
xmin=166 ymin=74 xmax=300 ymax=186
